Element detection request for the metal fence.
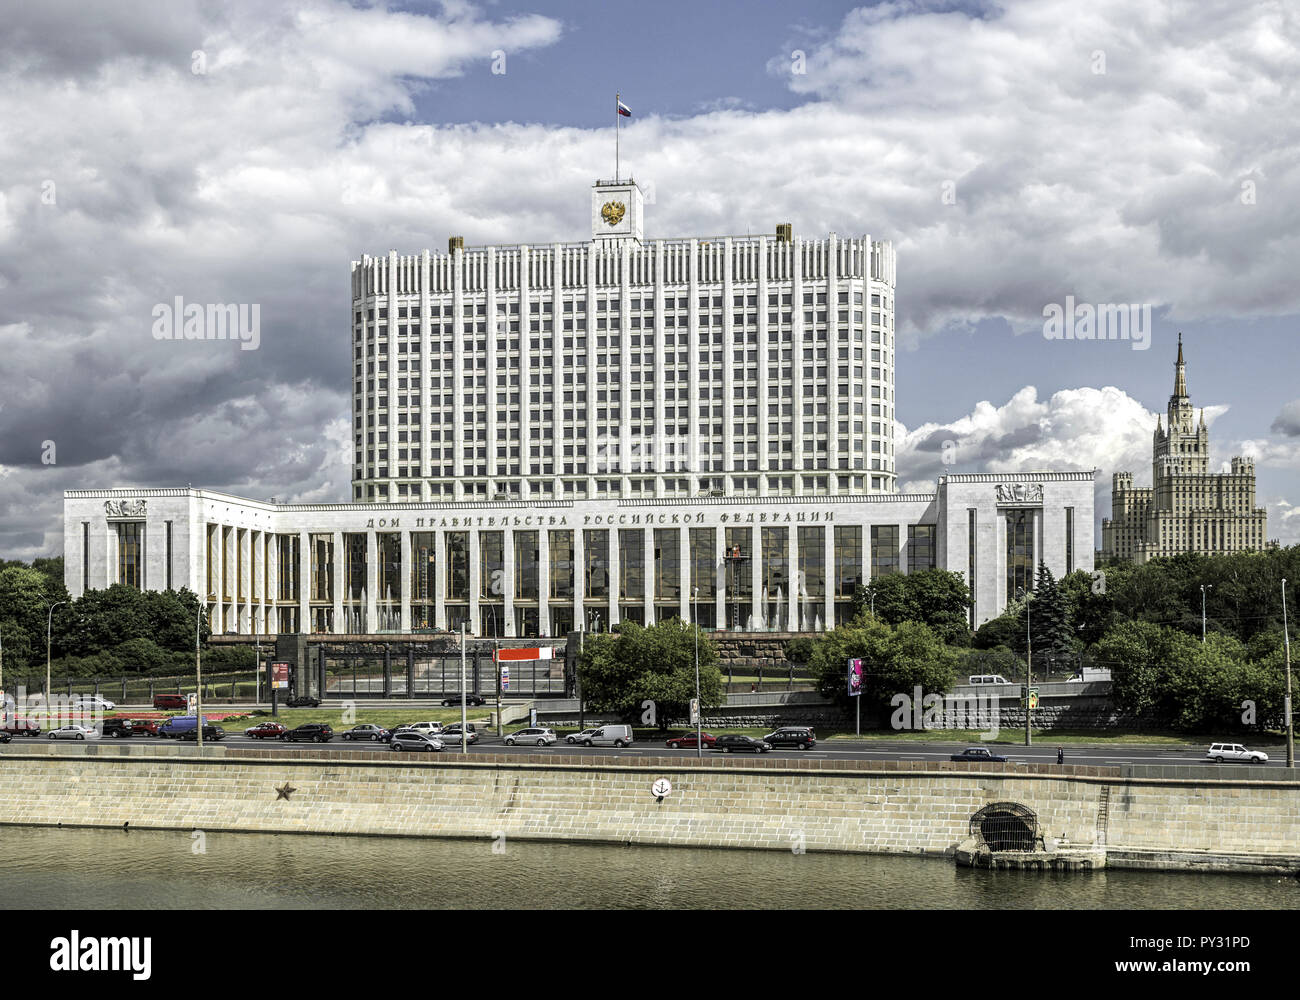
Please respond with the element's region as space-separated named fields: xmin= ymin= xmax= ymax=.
xmin=323 ymin=655 xmax=567 ymax=698
xmin=8 ymin=672 xmax=259 ymax=703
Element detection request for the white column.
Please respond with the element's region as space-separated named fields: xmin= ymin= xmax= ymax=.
xmin=297 ymin=530 xmax=310 ymax=634
xmin=332 ymin=532 xmax=344 ymax=633
xmin=787 ymin=526 xmax=798 ymax=632
xmin=434 ymin=528 xmax=446 ymax=630
xmin=365 ymin=529 xmax=378 ymax=633
xmin=400 ymin=527 xmax=412 ymax=632
xmin=539 ymin=527 xmax=551 ymax=636
xmin=678 ymin=527 xmax=690 ymax=621
xmin=573 ymin=527 xmax=585 ymax=630
xmin=823 ymin=522 xmax=835 ymax=629
xmin=643 ymin=528 xmax=655 ymax=623
xmin=469 ymin=529 xmax=481 ymax=635
xmin=504 ymin=529 xmax=516 ymax=637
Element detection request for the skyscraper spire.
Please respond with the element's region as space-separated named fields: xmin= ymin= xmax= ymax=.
xmin=1173 ymin=332 xmax=1187 ymax=397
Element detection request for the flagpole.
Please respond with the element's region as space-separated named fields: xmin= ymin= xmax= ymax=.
xmin=615 ymin=92 xmax=620 ymax=182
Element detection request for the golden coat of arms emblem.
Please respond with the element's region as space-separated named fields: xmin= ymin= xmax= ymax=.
xmin=600 ymin=201 xmax=626 ymax=226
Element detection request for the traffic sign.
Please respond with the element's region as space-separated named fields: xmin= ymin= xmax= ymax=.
xmin=1028 ymin=688 xmax=1040 ymax=710
xmin=501 ymin=665 xmax=510 ymax=691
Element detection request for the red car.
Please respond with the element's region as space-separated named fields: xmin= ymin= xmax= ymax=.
xmin=665 ymin=732 xmax=717 ymax=749
xmin=245 ymin=722 xmax=287 ymax=739
xmin=153 ymin=694 xmax=188 ymax=710
xmin=1 ymin=720 xmax=41 ymax=737
xmin=128 ymin=719 xmax=161 ymax=737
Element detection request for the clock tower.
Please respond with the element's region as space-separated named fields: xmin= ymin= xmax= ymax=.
xmin=591 ymin=178 xmax=644 ymax=243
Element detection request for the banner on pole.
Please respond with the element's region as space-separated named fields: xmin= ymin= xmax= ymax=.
xmin=848 ymin=658 xmax=863 ymax=697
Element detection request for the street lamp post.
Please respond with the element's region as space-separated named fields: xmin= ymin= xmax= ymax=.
xmin=195 ymin=605 xmax=204 ymax=753
xmin=46 ymin=601 xmax=67 ymax=713
xmin=693 ymin=587 xmax=701 ymax=759
xmin=1018 ymin=588 xmax=1033 ymax=748
xmin=1201 ymin=584 xmax=1213 ymax=643
xmin=1283 ymin=578 xmax=1293 ymax=770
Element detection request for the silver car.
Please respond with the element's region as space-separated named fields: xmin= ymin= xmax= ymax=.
xmin=504 ymin=727 xmax=556 ymax=747
xmin=49 ymin=725 xmax=100 ymax=741
xmin=390 ymin=731 xmax=444 ymax=753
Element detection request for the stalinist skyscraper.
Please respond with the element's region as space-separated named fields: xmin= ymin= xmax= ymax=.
xmin=1102 ymin=335 xmax=1268 ymax=563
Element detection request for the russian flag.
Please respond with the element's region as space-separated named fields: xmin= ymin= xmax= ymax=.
xmin=617 ymin=99 xmax=631 ymax=118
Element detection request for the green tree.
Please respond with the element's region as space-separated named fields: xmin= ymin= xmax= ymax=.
xmin=576 ymin=619 xmax=723 ymax=728
xmin=1097 ymin=620 xmax=1201 ymax=718
xmin=809 ymin=613 xmax=957 ymax=718
xmin=854 ymin=569 xmax=972 ymax=645
xmin=1023 ymin=562 xmax=1071 ymax=667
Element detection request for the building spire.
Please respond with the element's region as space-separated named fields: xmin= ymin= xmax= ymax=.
xmin=1173 ymin=332 xmax=1187 ymax=397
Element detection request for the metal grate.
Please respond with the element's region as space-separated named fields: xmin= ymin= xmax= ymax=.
xmin=970 ymin=802 xmax=1039 ymax=852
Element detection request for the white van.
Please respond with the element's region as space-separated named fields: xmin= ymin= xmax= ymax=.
xmin=582 ymin=724 xmax=634 ymax=748
xmin=968 ymin=675 xmax=1011 ymax=685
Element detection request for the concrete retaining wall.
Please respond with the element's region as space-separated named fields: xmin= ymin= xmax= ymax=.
xmin=0 ymin=745 xmax=1296 ymax=871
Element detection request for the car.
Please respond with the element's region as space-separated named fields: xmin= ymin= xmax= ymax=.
xmin=580 ymin=724 xmax=634 ymax=748
xmin=281 ymin=723 xmax=333 ymax=743
xmin=968 ymin=675 xmax=1011 ymax=685
xmin=153 ymin=694 xmax=188 ymax=710
xmin=244 ymin=722 xmax=287 ymax=739
xmin=49 ymin=725 xmax=100 ymax=741
xmin=158 ymin=716 xmax=208 ymax=739
xmin=72 ymin=695 xmax=117 ymax=712
xmin=390 ymin=731 xmax=444 ymax=753
xmin=284 ymin=695 xmax=320 ymax=708
xmin=567 ymin=728 xmax=600 ymax=745
xmin=0 ymin=731 xmax=11 ymax=744
xmin=713 ymin=734 xmax=771 ymax=753
xmin=763 ymin=726 xmax=817 ymax=750
xmin=99 ymin=718 xmax=135 ymax=738
xmin=665 ymin=731 xmax=717 ymax=749
xmin=342 ymin=724 xmax=390 ymax=742
xmin=504 ymin=727 xmax=556 ymax=747
xmin=1207 ymin=743 xmax=1269 ymax=764
xmin=129 ymin=719 xmax=161 ymax=737
xmin=178 ymin=725 xmax=226 ymax=741
xmin=440 ymin=694 xmax=487 ymax=707
xmin=1 ymin=721 xmax=42 ymax=737
xmin=950 ymin=747 xmax=1008 ymax=763
xmin=438 ymin=725 xmax=478 ymax=745
xmin=407 ymin=721 xmax=444 ymax=735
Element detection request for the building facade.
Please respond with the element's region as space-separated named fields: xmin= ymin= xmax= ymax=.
xmin=1102 ymin=336 xmax=1267 ymax=563
xmin=350 ymin=180 xmax=899 ymax=503
xmin=64 ymin=178 xmax=1095 ymax=636
xmin=64 ymin=473 xmax=1094 ymax=637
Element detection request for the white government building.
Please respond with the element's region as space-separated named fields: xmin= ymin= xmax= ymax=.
xmin=63 ymin=179 xmax=1095 ymax=638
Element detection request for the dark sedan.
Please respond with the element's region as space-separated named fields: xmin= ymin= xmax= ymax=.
xmin=178 ymin=725 xmax=226 ymax=741
xmin=440 ymin=694 xmax=486 ymax=706
xmin=342 ymin=725 xmax=390 ymax=742
xmin=284 ymin=695 xmax=320 ymax=708
xmin=713 ymin=735 xmax=771 ymax=753
xmin=950 ymin=747 xmax=1008 ymax=763
xmin=280 ymin=724 xmax=333 ymax=743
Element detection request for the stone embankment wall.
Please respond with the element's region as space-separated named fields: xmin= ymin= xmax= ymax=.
xmin=0 ymin=745 xmax=1296 ymax=872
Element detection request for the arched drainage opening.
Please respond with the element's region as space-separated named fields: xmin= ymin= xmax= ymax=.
xmin=970 ymin=802 xmax=1038 ymax=852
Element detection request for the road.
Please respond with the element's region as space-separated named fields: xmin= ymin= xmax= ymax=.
xmin=2 ymin=729 xmax=1285 ymax=768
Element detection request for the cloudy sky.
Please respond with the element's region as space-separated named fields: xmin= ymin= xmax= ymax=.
xmin=2 ymin=0 xmax=1298 ymax=561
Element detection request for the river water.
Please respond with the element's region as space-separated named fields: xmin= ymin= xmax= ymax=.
xmin=2 ymin=827 xmax=1297 ymax=909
